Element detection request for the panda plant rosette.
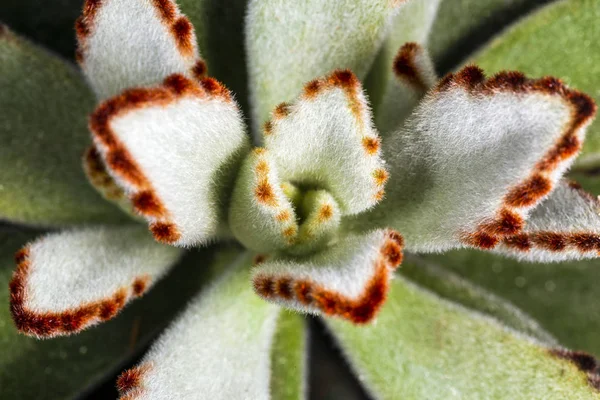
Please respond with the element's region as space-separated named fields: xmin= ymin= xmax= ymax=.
xmin=1 ymin=0 xmax=600 ymax=398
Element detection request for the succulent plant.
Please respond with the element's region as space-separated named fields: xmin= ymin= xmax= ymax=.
xmin=1 ymin=0 xmax=600 ymax=398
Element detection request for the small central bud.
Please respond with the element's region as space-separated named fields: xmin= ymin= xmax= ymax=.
xmin=280 ymin=182 xmax=342 ymax=255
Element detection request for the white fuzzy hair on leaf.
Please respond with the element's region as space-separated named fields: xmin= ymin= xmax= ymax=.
xmin=116 ymin=254 xmax=280 ymax=400
xmin=245 ymin=0 xmax=402 ymax=136
xmin=10 ymin=226 xmax=182 ymax=338
xmin=376 ymin=42 xmax=437 ymax=136
xmin=356 ymin=67 xmax=596 ymax=254
xmin=264 ymin=70 xmax=388 ymax=215
xmin=76 ymin=0 xmax=204 ymax=100
xmin=252 ymin=229 xmax=403 ymax=324
xmin=90 ymin=75 xmax=249 ymax=247
xmin=229 ymin=148 xmax=299 ymax=253
xmin=495 ymin=180 xmax=600 ymax=262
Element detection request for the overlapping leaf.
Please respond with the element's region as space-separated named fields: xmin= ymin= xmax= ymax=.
xmin=117 ymin=254 xmax=306 ymax=400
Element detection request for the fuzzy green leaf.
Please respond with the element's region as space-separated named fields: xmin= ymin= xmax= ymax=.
xmin=270 ymin=311 xmax=307 ymax=400
xmin=365 ymin=0 xmax=441 ymax=116
xmin=116 ymin=253 xmax=306 ymax=399
xmin=401 ymin=255 xmax=556 ymax=344
xmin=245 ymin=0 xmax=400 ymax=136
xmin=0 ymin=228 xmax=235 ymax=399
xmin=469 ymin=0 xmax=600 ymax=169
xmin=0 ymin=28 xmax=127 ymax=226
xmin=428 ymin=0 xmax=548 ymax=71
xmin=178 ymin=0 xmax=251 ymax=114
xmin=427 ymin=247 xmax=600 ymax=358
xmin=327 ymin=273 xmax=600 ymax=399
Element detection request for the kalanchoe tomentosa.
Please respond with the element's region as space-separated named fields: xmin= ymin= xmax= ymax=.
xmin=2 ymin=0 xmax=600 ymax=398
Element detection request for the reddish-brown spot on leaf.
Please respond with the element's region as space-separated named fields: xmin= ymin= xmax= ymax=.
xmin=532 ymin=232 xmax=567 ymax=252
xmin=191 ymin=59 xmax=207 ymax=80
xmin=276 ymin=210 xmax=291 ymax=222
xmin=570 ymin=233 xmax=600 ymax=252
xmin=537 ymin=134 xmax=581 ymax=172
xmin=282 ymin=225 xmax=297 ymax=238
xmin=387 ymin=230 xmax=405 ymax=248
xmin=318 ymin=204 xmax=334 ymax=222
xmin=373 ymin=168 xmax=389 ymax=187
xmin=255 ymin=159 xmax=270 ymax=176
xmin=294 ymin=281 xmax=313 ymax=305
xmin=362 ymin=136 xmax=381 ymax=155
xmin=503 ymin=234 xmax=531 ymax=251
xmin=106 ymin=148 xmax=148 ymax=188
xmin=117 ymin=363 xmax=151 ymax=396
xmin=164 ymin=73 xmax=202 ymax=96
xmin=199 ymin=77 xmax=231 ymax=101
xmin=382 ymin=241 xmax=403 ymax=268
xmin=132 ymin=190 xmax=166 ymax=218
xmin=485 ymin=71 xmax=527 ymax=91
xmin=273 ymin=102 xmax=291 ymax=119
xmin=505 ymin=175 xmax=552 ymax=208
xmin=100 ymin=290 xmax=127 ymax=320
xmin=171 ymin=17 xmax=194 ymax=56
xmin=329 ymin=69 xmax=359 ymax=90
xmin=152 ymin=0 xmax=176 ymax=22
xmin=551 ymin=349 xmax=598 ymax=372
xmin=393 ymin=42 xmax=429 ymax=91
xmin=75 ymin=17 xmax=90 ymax=40
xmin=253 ymin=275 xmax=274 ymax=298
xmin=303 ymin=79 xmax=322 ymax=98
xmin=275 ymin=277 xmax=293 ymax=300
xmin=453 ymin=65 xmax=486 ymax=90
xmin=480 ymin=209 xmax=524 ymax=237
xmin=150 ymin=222 xmax=181 ymax=244
xmin=263 ymin=120 xmax=274 ymax=136
xmin=462 ymin=232 xmax=499 ymax=249
xmin=255 ymin=180 xmax=277 ymax=206
xmin=132 ymin=276 xmax=151 ymax=297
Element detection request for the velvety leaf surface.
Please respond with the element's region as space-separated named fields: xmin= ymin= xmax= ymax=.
xmin=75 ymin=0 xmax=204 ymax=101
xmin=428 ymin=0 xmax=552 ymax=72
xmin=353 ymin=64 xmax=595 ymax=258
xmin=470 ymin=0 xmax=600 ymax=168
xmin=0 ymin=227 xmax=234 ymax=399
xmin=270 ymin=311 xmax=307 ymax=400
xmin=10 ymin=226 xmax=183 ymax=338
xmin=365 ymin=0 xmax=441 ymax=114
xmin=327 ymin=274 xmax=600 ymax=399
xmin=427 ymin=248 xmax=600 ymax=358
xmin=401 ymin=255 xmax=556 ymax=344
xmin=115 ymin=254 xmax=305 ymax=400
xmin=178 ymin=0 xmax=251 ymax=114
xmin=245 ymin=0 xmax=398 ymax=135
xmin=0 ymin=28 xmax=126 ymax=226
